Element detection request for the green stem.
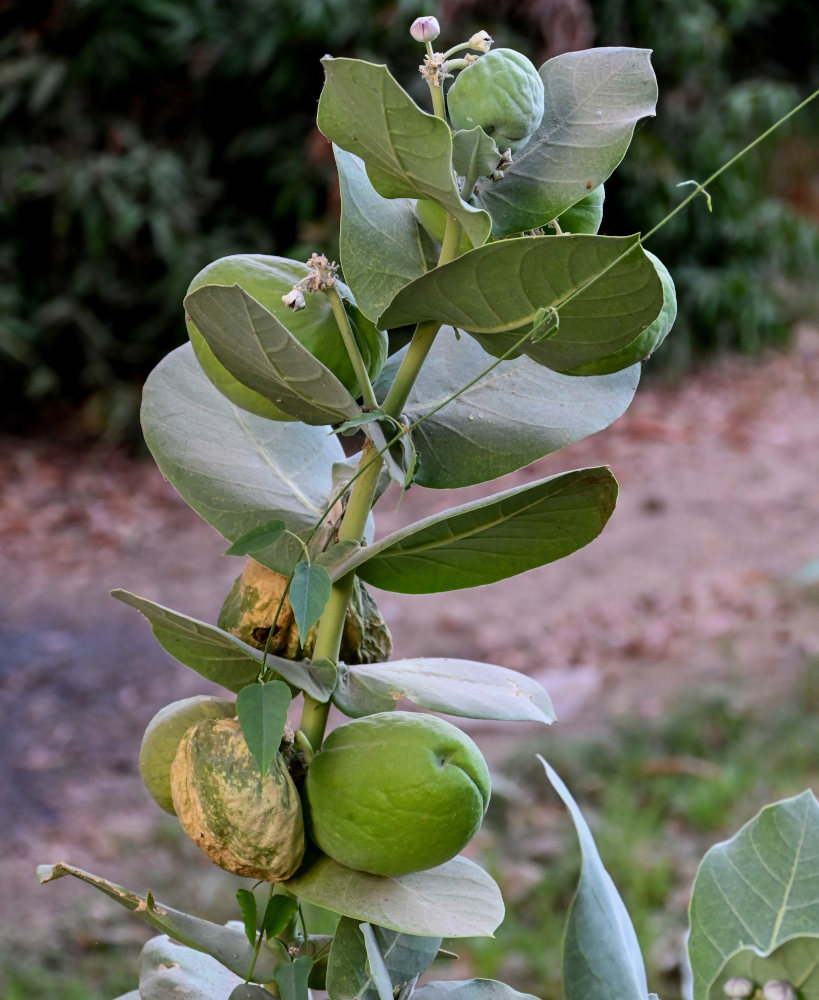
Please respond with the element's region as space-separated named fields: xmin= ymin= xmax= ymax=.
xmin=425 ymin=40 xmax=447 ymax=119
xmin=325 ymin=284 xmax=378 ymax=409
xmin=381 ymin=321 xmax=441 ymax=418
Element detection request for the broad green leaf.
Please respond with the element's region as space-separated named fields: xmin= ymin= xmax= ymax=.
xmin=413 ymin=981 xmax=541 ymax=1000
xmin=185 ymin=284 xmax=360 ymax=426
xmin=263 ymin=895 xmax=299 ymax=939
xmin=236 ymin=888 xmax=258 ymax=947
xmin=317 ymin=58 xmax=491 ymax=248
xmin=37 ymin=863 xmax=287 ymax=982
xmin=390 ymin=326 xmax=639 ymax=488
xmin=236 ymin=680 xmax=291 ymax=776
xmin=333 ymin=658 xmax=555 ymax=724
xmin=327 ymin=917 xmax=441 ymax=1000
xmin=273 ymin=955 xmax=313 ymax=1000
xmin=141 ymin=344 xmax=344 ymax=575
xmin=289 ymin=563 xmax=332 ymax=643
xmin=718 ymin=937 xmax=819 ymax=1000
xmin=378 ymin=235 xmax=663 ymax=373
xmin=359 ymin=924 xmax=394 ymax=1000
xmin=688 ymin=791 xmax=819 ymax=1000
xmin=111 ymin=590 xmax=337 ymax=701
xmin=558 ymin=184 xmax=605 ymax=235
xmin=329 ymin=467 xmax=617 ymax=594
xmin=284 ymin=854 xmax=503 ymax=938
xmin=475 ymin=48 xmax=657 ymax=236
xmin=540 ymin=758 xmax=648 ymax=1000
xmin=139 ymin=934 xmax=244 ymax=999
xmin=335 ymin=147 xmax=439 ymax=323
xmin=451 ymin=128 xmax=501 ymax=185
xmin=225 ymin=519 xmax=287 ymax=556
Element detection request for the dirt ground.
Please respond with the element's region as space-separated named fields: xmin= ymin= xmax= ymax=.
xmin=1 ymin=326 xmax=818 ymax=973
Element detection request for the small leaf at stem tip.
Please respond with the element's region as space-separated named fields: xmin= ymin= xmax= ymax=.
xmin=236 ymin=888 xmax=258 ymax=947
xmin=263 ymin=894 xmax=299 ymax=939
xmin=273 ymin=954 xmax=314 ymax=1000
xmin=236 ymin=680 xmax=292 ymax=777
xmin=225 ymin=520 xmax=288 ymax=556
xmin=289 ymin=562 xmax=333 ymax=643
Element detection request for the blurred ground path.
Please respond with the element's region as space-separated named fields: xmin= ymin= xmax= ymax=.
xmin=1 ymin=326 xmax=818 ymax=960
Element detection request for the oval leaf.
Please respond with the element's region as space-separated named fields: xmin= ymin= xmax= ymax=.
xmin=237 ymin=680 xmax=292 ymax=776
xmin=688 ymin=790 xmax=819 ymax=1000
xmin=111 ymin=590 xmax=337 ymax=701
xmin=284 ymin=854 xmax=504 ymax=938
xmin=475 ymin=48 xmax=657 ymax=236
xmin=289 ymin=563 xmax=332 ymax=643
xmin=141 ymin=344 xmax=344 ymax=575
xmin=540 ymin=758 xmax=648 ymax=1000
xmin=333 ymin=658 xmax=555 ymax=725
xmin=273 ymin=955 xmax=313 ymax=1000
xmin=139 ymin=934 xmax=244 ymax=999
xmin=185 ymin=284 xmax=360 ymax=425
xmin=317 ymin=58 xmax=490 ymax=248
xmin=330 ymin=467 xmax=617 ymax=594
xmin=392 ymin=326 xmax=639 ymax=489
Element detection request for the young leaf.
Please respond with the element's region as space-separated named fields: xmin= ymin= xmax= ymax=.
xmin=451 ymin=127 xmax=501 ymax=185
xmin=139 ymin=934 xmax=245 ymax=998
xmin=333 ymin=658 xmax=555 ymax=725
xmin=328 ymin=467 xmax=617 ymax=594
xmin=142 ymin=345 xmax=346 ymax=575
xmin=236 ymin=680 xmax=291 ymax=777
xmin=359 ymin=924 xmax=394 ymax=1000
xmin=688 ymin=790 xmax=819 ymax=1000
xmin=263 ymin=894 xmax=299 ymax=939
xmin=289 ymin=562 xmax=332 ymax=643
xmin=36 ymin=863 xmax=287 ymax=982
xmin=474 ymin=47 xmax=657 ymax=235
xmin=225 ymin=520 xmax=287 ymax=557
xmin=539 ymin=758 xmax=648 ymax=1000
xmin=236 ymin=888 xmax=258 ymax=948
xmin=318 ymin=58 xmax=491 ymax=248
xmin=283 ymin=854 xmax=503 ymax=938
xmin=392 ymin=327 xmax=639 ymax=490
xmin=378 ymin=235 xmax=663 ymax=375
xmin=111 ymin=590 xmax=337 ymax=701
xmin=327 ymin=917 xmax=442 ymax=1000
xmin=273 ymin=955 xmax=314 ymax=1000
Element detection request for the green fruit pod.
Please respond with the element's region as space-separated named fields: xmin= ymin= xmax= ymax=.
xmin=304 ymin=711 xmax=491 ymax=877
xmin=139 ymin=695 xmax=237 ymax=815
xmin=185 ymin=254 xmax=387 ymax=418
xmin=171 ymin=717 xmax=305 ymax=881
xmin=447 ymin=49 xmax=544 ymax=154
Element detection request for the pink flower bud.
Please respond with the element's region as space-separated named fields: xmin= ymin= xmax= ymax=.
xmin=410 ymin=16 xmax=440 ymax=43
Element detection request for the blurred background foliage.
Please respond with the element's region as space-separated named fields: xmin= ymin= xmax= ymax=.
xmin=1 ymin=0 xmax=817 ymax=438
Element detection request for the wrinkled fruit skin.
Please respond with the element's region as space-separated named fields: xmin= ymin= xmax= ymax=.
xmin=140 ymin=695 xmax=237 ymax=815
xmin=304 ymin=711 xmax=491 ymax=877
xmin=447 ymin=49 xmax=544 ymax=154
xmin=171 ymin=717 xmax=305 ymax=881
xmin=186 ymin=254 xmax=387 ymax=418
xmin=219 ymin=558 xmax=392 ymax=664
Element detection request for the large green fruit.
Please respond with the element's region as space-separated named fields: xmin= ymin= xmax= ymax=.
xmin=171 ymin=717 xmax=305 ymax=881
xmin=139 ymin=695 xmax=236 ymax=815
xmin=186 ymin=254 xmax=387 ymax=418
xmin=304 ymin=712 xmax=490 ymax=877
xmin=447 ymin=49 xmax=544 ymax=154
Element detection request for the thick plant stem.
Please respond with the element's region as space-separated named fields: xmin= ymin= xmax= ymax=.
xmin=325 ymin=285 xmax=378 ymax=409
xmin=299 ymin=440 xmax=383 ymax=749
xmin=381 ymin=320 xmax=441 ymax=418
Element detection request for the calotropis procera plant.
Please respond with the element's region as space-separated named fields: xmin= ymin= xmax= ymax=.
xmin=38 ymin=17 xmax=819 ymax=1000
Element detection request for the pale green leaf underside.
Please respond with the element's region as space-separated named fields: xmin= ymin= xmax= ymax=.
xmin=317 ymin=57 xmax=490 ymax=248
xmin=688 ymin=790 xmax=819 ymax=1000
xmin=284 ymin=854 xmax=503 ymax=938
xmin=378 ymin=235 xmax=663 ymax=373
xmin=141 ymin=344 xmax=344 ymax=575
xmin=139 ymin=934 xmax=244 ymax=999
xmin=394 ymin=326 xmax=639 ymax=489
xmin=334 ymin=657 xmax=555 ymax=724
xmin=335 ymin=147 xmax=439 ymax=324
xmin=476 ymin=47 xmax=657 ymax=235
xmin=111 ymin=589 xmax=336 ymax=701
xmin=413 ymin=981 xmax=542 ymax=1000
xmin=540 ymin=759 xmax=649 ymax=1000
xmin=185 ymin=284 xmax=360 ymax=425
xmin=329 ymin=467 xmax=617 ymax=593
xmin=37 ymin=863 xmax=283 ymax=982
